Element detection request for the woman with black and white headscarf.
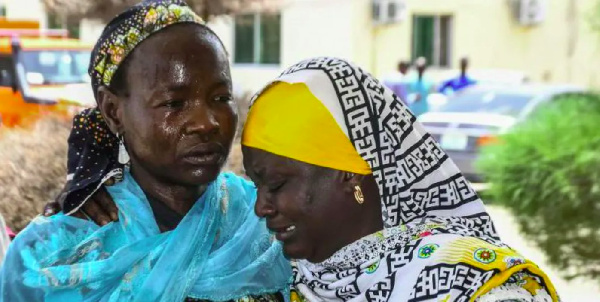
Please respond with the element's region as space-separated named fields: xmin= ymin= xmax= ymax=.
xmin=241 ymin=57 xmax=558 ymax=302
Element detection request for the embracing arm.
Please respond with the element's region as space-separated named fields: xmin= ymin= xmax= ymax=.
xmin=44 ymin=186 xmax=119 ymax=226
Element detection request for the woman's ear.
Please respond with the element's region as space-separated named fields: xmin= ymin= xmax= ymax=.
xmin=97 ymin=86 xmax=124 ymax=135
xmin=341 ymin=172 xmax=366 ymax=193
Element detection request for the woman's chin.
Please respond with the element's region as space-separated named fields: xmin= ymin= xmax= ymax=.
xmin=182 ymin=165 xmax=223 ymax=184
xmin=282 ymin=241 xmax=331 ymax=263
xmin=282 ymin=241 xmax=310 ymax=261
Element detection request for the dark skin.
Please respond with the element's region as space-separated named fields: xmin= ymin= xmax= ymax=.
xmin=50 ymin=24 xmax=237 ymax=230
xmin=48 ymin=147 xmax=384 ymax=262
xmin=460 ymin=57 xmax=469 ymax=77
xmin=47 ymin=145 xmax=384 ymax=263
xmin=411 ymin=62 xmax=427 ymax=103
xmin=242 ymin=146 xmax=383 ymax=263
xmin=398 ymin=61 xmax=409 ymax=75
xmin=417 ymin=63 xmax=426 ymax=81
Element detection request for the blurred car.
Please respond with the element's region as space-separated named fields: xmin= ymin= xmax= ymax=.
xmin=426 ymin=69 xmax=530 ymax=111
xmin=0 ymin=18 xmax=95 ymax=128
xmin=419 ymin=84 xmax=584 ymax=181
xmin=431 ymin=69 xmax=528 ymax=87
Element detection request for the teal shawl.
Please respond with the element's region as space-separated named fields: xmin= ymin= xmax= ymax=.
xmin=0 ymin=171 xmax=291 ymax=301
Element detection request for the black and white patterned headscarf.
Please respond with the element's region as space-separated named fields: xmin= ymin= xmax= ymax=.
xmin=247 ymin=57 xmax=557 ymax=302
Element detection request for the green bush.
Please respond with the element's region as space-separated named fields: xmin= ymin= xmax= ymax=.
xmin=477 ymin=93 xmax=600 ymax=280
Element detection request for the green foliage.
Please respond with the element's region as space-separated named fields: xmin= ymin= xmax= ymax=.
xmin=477 ymin=93 xmax=600 ymax=280
xmin=591 ymin=0 xmax=600 ymax=36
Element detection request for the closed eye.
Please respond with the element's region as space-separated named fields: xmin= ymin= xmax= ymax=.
xmin=214 ymin=95 xmax=233 ymax=103
xmin=163 ymin=99 xmax=185 ymax=109
xmin=267 ymin=180 xmax=286 ymax=193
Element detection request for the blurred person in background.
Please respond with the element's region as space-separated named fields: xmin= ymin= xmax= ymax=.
xmin=438 ymin=57 xmax=477 ymax=95
xmin=382 ymin=60 xmax=411 ymax=103
xmin=407 ymin=57 xmax=434 ymax=116
xmin=0 ymin=1 xmax=290 ymax=301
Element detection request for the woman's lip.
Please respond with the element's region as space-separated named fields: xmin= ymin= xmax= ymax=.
xmin=180 ymin=143 xmax=225 ymax=162
xmin=273 ymin=225 xmax=297 ymax=241
xmin=181 ymin=152 xmax=223 ymax=165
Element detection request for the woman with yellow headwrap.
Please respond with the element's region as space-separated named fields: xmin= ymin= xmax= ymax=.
xmin=242 ymin=57 xmax=558 ymax=302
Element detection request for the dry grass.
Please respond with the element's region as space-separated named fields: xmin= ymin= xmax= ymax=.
xmin=224 ymin=141 xmax=244 ymax=176
xmin=0 ymin=118 xmax=70 ymax=231
xmin=223 ymin=91 xmax=252 ymax=176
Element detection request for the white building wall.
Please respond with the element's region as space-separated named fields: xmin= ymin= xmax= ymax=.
xmin=209 ymin=15 xmax=282 ymax=95
xmin=4 ymin=0 xmax=47 ymax=28
xmin=371 ymin=0 xmax=600 ymax=87
xmin=79 ymin=19 xmax=105 ymax=44
xmin=212 ymin=0 xmax=359 ymax=94
xmin=350 ymin=0 xmax=375 ymax=72
xmin=280 ymin=0 xmax=355 ymax=67
xmin=0 ymin=0 xmax=363 ymax=93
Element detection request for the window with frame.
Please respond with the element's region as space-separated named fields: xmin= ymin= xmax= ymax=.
xmin=47 ymin=13 xmax=80 ymax=39
xmin=412 ymin=15 xmax=452 ymax=67
xmin=234 ymin=13 xmax=281 ymax=65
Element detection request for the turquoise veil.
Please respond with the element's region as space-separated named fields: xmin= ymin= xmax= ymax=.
xmin=0 ymin=171 xmax=291 ymax=301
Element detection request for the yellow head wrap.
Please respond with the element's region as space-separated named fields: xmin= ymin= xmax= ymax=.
xmin=242 ymin=81 xmax=371 ymax=175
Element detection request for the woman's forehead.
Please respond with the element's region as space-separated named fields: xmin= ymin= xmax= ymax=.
xmin=135 ymin=25 xmax=225 ymax=60
xmin=127 ymin=33 xmax=229 ymax=88
xmin=244 ymin=147 xmax=317 ymax=176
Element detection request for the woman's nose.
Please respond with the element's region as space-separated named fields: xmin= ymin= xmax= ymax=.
xmin=186 ymin=103 xmax=219 ymax=141
xmin=254 ymin=190 xmax=276 ymax=218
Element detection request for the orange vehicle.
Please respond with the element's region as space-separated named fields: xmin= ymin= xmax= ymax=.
xmin=0 ymin=18 xmax=95 ymax=128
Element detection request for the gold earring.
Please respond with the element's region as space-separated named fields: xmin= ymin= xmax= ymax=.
xmin=354 ymin=185 xmax=364 ymax=204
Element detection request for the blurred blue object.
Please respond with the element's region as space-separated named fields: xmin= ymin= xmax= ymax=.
xmin=419 ymin=83 xmax=585 ymax=181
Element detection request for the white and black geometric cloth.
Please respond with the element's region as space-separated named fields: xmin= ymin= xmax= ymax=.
xmin=251 ymin=57 xmax=554 ymax=302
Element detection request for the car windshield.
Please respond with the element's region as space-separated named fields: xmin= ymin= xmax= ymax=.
xmin=437 ymin=89 xmax=534 ymax=117
xmin=21 ymin=50 xmax=91 ymax=85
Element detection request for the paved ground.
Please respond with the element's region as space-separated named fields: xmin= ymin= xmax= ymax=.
xmin=486 ymin=205 xmax=600 ymax=301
